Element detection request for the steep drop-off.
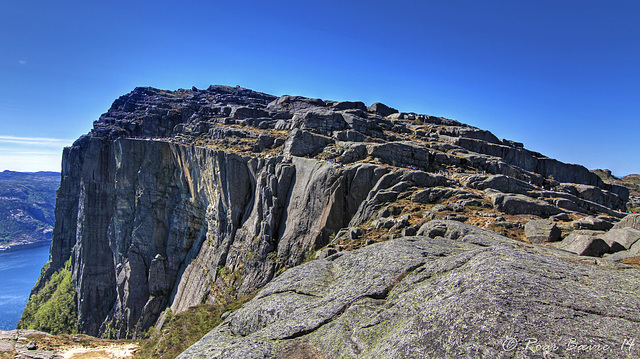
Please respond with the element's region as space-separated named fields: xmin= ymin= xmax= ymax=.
xmin=22 ymin=86 xmax=634 ymax=341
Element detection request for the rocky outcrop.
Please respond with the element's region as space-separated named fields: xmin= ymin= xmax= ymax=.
xmin=599 ymin=228 xmax=640 ymax=251
xmin=613 ymin=214 xmax=640 ymax=230
xmin=180 ymin=223 xmax=640 ymax=359
xmin=571 ymin=216 xmax=615 ymax=231
xmin=524 ymin=219 xmax=561 ymax=243
xmin=556 ymin=233 xmax=611 ymax=257
xmin=49 ymin=137 xmax=410 ymax=337
xmin=24 ymin=85 xmax=635 ymax=341
xmin=461 ymin=174 xmax=534 ymax=194
xmin=489 ymin=192 xmax=562 ymax=216
xmin=282 ymin=129 xmax=333 ymax=157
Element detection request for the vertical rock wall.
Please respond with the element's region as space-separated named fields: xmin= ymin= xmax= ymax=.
xmin=46 ymin=137 xmax=389 ymax=337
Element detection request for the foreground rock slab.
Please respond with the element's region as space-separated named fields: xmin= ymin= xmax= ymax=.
xmin=179 ymin=222 xmax=640 ymax=359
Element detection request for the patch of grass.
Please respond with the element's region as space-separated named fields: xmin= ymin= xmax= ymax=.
xmin=620 ymin=257 xmax=640 ymax=269
xmin=18 ymin=258 xmax=78 ymax=335
xmin=303 ymin=249 xmax=317 ymax=263
xmin=134 ymin=293 xmax=256 ymax=359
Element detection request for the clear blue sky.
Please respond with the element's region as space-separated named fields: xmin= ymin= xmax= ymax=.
xmin=1 ymin=0 xmax=638 ymax=176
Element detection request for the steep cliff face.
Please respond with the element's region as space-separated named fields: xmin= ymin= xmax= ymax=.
xmin=47 ymin=136 xmax=394 ymax=337
xmin=24 ymin=85 xmax=632 ymax=338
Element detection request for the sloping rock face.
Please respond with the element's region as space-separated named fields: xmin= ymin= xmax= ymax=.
xmin=613 ymin=214 xmax=640 ymax=230
xmin=50 ymin=137 xmax=399 ymax=337
xmin=180 ymin=222 xmax=640 ymax=359
xmin=27 ymin=86 xmax=634 ymax=339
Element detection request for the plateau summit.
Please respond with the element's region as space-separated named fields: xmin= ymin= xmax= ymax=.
xmin=19 ymin=85 xmax=640 ymax=358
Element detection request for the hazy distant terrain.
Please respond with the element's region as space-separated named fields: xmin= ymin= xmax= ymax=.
xmin=0 ymin=171 xmax=59 ymax=249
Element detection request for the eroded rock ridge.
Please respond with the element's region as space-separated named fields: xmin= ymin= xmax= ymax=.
xmin=26 ymin=85 xmax=634 ymax=342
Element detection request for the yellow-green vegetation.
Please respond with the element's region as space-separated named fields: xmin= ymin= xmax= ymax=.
xmin=135 ymin=293 xmax=256 ymax=359
xmin=620 ymin=256 xmax=640 ymax=269
xmin=210 ymin=264 xmax=245 ymax=303
xmin=18 ymin=259 xmax=78 ymax=335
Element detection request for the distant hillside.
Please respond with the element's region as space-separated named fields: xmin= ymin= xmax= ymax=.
xmin=0 ymin=171 xmax=60 ymax=249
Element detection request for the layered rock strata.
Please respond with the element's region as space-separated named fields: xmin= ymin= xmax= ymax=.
xmin=26 ymin=85 xmax=633 ymax=338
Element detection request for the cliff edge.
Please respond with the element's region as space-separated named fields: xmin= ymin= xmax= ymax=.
xmin=20 ymin=85 xmax=637 ymax=350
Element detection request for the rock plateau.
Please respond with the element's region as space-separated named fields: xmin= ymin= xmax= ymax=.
xmin=20 ymin=86 xmax=640 ymax=358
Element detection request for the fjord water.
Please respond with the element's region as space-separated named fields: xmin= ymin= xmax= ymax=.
xmin=0 ymin=243 xmax=50 ymax=330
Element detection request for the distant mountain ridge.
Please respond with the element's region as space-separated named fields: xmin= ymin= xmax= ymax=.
xmin=0 ymin=170 xmax=59 ymax=250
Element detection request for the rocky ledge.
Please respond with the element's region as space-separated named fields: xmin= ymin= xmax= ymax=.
xmin=21 ymin=85 xmax=638 ymax=349
xmin=180 ymin=221 xmax=640 ymax=359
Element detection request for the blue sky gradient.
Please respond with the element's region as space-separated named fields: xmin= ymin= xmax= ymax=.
xmin=1 ymin=0 xmax=638 ymax=175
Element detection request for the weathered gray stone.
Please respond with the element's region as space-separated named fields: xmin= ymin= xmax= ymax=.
xmin=571 ymin=216 xmax=614 ymax=231
xmin=337 ymin=144 xmax=365 ymax=164
xmin=613 ymin=214 xmax=640 ymax=231
xmin=367 ymin=141 xmax=430 ymax=170
xmin=445 ymin=214 xmax=467 ymax=222
xmin=253 ymin=134 xmax=276 ymax=151
xmin=556 ymin=233 xmax=610 ymax=257
xmin=315 ymin=248 xmax=337 ymax=259
xmin=604 ymin=250 xmax=640 ymax=262
xmin=348 ymin=227 xmax=364 ymax=240
xmin=35 ymin=136 xmax=395 ymax=337
xmin=231 ymin=107 xmax=269 ymax=119
xmin=367 ymin=102 xmax=398 ymax=117
xmin=293 ymin=109 xmax=348 ymax=136
xmin=599 ymin=228 xmax=640 ymax=251
xmin=630 ymin=240 xmax=640 ymax=256
xmin=283 ymin=128 xmax=333 ymax=157
xmin=333 ymin=101 xmax=367 ymax=111
xmin=180 ymin=233 xmax=640 ymax=359
xmin=432 ymin=204 xmax=448 ymax=212
xmin=525 ymin=219 xmax=561 ymax=243
xmin=411 ymin=187 xmax=453 ymax=204
xmin=463 ymin=174 xmax=535 ymax=194
xmin=490 ymin=192 xmax=562 ymax=216
xmin=30 ymin=85 xmax=635 ymax=341
xmin=333 ymin=130 xmax=366 ymax=142
xmin=551 ymin=212 xmax=571 ymax=221
xmin=267 ymin=95 xmax=326 ymax=113
xmin=401 ymin=227 xmax=416 ymax=236
xmin=560 ymin=183 xmax=627 ymax=212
